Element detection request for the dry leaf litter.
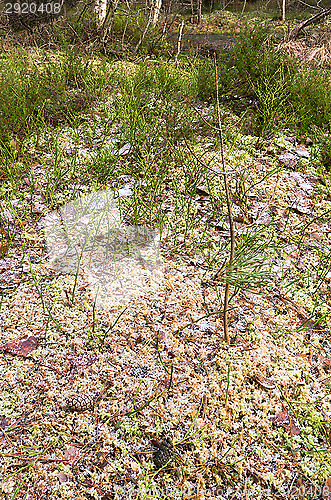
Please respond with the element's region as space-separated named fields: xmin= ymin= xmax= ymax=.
xmin=0 ymin=100 xmax=330 ymax=500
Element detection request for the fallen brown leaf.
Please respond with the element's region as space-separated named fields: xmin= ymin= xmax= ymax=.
xmin=271 ymin=410 xmax=300 ymax=435
xmin=253 ymin=374 xmax=276 ymax=390
xmin=63 ymin=446 xmax=79 ymax=463
xmin=2 ymin=335 xmax=38 ymax=357
xmin=323 ymin=477 xmax=331 ymax=500
xmin=0 ymin=418 xmax=11 ymax=428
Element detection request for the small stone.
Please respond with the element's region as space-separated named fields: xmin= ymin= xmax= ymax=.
xmin=279 ymin=152 xmax=297 ymax=168
xmin=58 ymin=472 xmax=70 ymax=483
xmin=118 ymin=143 xmax=131 ymax=155
xmin=295 ymin=146 xmax=310 ymax=159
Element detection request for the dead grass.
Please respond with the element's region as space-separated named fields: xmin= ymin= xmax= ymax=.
xmin=280 ymin=30 xmax=331 ymax=69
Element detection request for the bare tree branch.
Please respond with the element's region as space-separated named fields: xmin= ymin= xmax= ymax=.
xmin=284 ymin=6 xmax=331 ymax=41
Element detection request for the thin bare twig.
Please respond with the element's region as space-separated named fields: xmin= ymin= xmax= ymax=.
xmin=192 ymin=104 xmax=249 ymax=132
xmin=182 ymin=136 xmax=225 ymax=175
xmin=213 ymin=52 xmax=235 ymax=345
xmin=238 ymin=0 xmax=247 ymax=22
xmin=134 ymin=6 xmax=153 ymax=54
xmin=76 ymin=0 xmax=95 ymax=24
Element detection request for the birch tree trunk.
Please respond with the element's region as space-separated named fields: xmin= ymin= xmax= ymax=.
xmin=94 ymin=0 xmax=108 ymax=27
xmin=197 ymin=0 xmax=202 ymax=25
xmin=282 ymin=0 xmax=286 ymax=22
xmin=152 ymin=0 xmax=162 ymax=27
xmin=174 ymin=19 xmax=184 ymax=66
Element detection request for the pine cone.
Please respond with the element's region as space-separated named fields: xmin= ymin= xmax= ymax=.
xmin=65 ymin=393 xmax=95 ymax=412
xmin=153 ymin=437 xmax=173 ymax=470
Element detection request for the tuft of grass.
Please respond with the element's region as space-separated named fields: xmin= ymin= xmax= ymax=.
xmin=0 ymin=49 xmax=101 ymax=146
xmin=320 ymin=135 xmax=331 ymax=174
xmin=289 ymin=67 xmax=331 ymax=135
xmin=216 ymin=25 xmax=331 ymax=137
xmin=249 ymin=65 xmax=292 ymax=138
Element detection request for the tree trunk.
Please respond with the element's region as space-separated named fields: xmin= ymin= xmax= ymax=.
xmin=152 ymin=0 xmax=162 ymax=27
xmin=284 ymin=7 xmax=331 ymax=41
xmin=94 ymin=0 xmax=107 ymax=27
xmin=282 ymin=0 xmax=286 ymax=22
xmin=174 ymin=19 xmax=184 ymax=66
xmin=197 ymin=0 xmax=202 ymax=26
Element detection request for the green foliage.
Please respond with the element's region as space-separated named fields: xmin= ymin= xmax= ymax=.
xmin=0 ymin=149 xmax=26 ymax=188
xmin=215 ymin=227 xmax=276 ymax=291
xmin=288 ymin=68 xmax=331 ymax=135
xmin=0 ymin=49 xmax=100 ymax=145
xmin=214 ymin=25 xmax=331 ymax=137
xmin=188 ymin=59 xmax=216 ymax=100
xmin=249 ymin=65 xmax=292 ymax=137
xmin=86 ymin=149 xmax=121 ymax=183
xmin=227 ymin=25 xmax=278 ymax=86
xmin=1 ymin=27 xmax=331 ymax=160
xmin=319 ymin=135 xmax=331 ymax=173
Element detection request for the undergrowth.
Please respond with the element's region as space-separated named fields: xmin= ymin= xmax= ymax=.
xmin=1 ymin=23 xmax=330 ymax=153
xmin=0 ymin=12 xmax=331 ymax=499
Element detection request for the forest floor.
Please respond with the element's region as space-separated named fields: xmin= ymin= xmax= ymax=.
xmin=0 ymin=11 xmax=331 ymax=500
